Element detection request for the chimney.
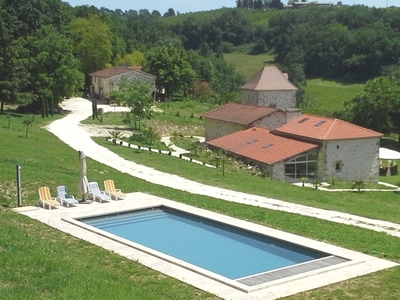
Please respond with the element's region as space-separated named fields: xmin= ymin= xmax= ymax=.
xmin=286 ymin=109 xmax=302 ymax=123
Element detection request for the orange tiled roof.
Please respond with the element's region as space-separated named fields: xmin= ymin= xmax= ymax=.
xmin=241 ymin=66 xmax=298 ymax=91
xmin=201 ymin=103 xmax=279 ymax=125
xmin=275 ymin=114 xmax=383 ymax=140
xmin=207 ymin=127 xmax=319 ymax=164
xmin=89 ymin=66 xmax=155 ymax=78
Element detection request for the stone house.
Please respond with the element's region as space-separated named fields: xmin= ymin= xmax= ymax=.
xmin=274 ymin=114 xmax=383 ymax=182
xmin=207 ymin=126 xmax=320 ymax=181
xmin=89 ymin=66 xmax=156 ymax=101
xmin=201 ymin=103 xmax=298 ymax=141
xmin=202 ymin=64 xmax=383 ymax=182
xmin=207 ymin=114 xmax=383 ymax=182
xmin=241 ymin=66 xmax=298 ymax=110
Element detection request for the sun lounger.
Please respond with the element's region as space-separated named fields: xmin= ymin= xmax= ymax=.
xmin=38 ymin=186 xmax=61 ymax=210
xmin=104 ymin=179 xmax=125 ymax=200
xmin=56 ymin=186 xmax=79 ymax=207
xmin=88 ymin=182 xmax=111 ymax=203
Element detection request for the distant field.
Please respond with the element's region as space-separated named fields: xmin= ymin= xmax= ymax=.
xmin=305 ymin=79 xmax=364 ymax=114
xmin=225 ymin=53 xmax=364 ymax=115
xmin=224 ymin=52 xmax=275 ymax=80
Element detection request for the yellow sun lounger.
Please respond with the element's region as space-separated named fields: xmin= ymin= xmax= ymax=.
xmin=38 ymin=186 xmax=61 ymax=210
xmin=104 ymin=179 xmax=125 ymax=200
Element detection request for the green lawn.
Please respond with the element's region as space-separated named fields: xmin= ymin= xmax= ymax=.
xmin=1 ymin=112 xmax=400 ymax=299
xmin=224 ymin=52 xmax=276 ymax=80
xmin=304 ymin=78 xmax=364 ymax=114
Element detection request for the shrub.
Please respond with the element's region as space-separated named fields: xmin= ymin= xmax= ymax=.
xmin=352 ymin=180 xmax=365 ymax=192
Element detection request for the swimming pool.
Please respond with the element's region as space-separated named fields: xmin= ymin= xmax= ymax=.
xmin=77 ymin=205 xmax=348 ymax=287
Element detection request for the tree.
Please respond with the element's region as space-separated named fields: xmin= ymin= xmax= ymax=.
xmin=68 ymin=15 xmax=112 ymax=83
xmin=25 ymin=25 xmax=84 ymax=117
xmin=22 ymin=114 xmax=35 ymax=138
xmin=343 ymin=76 xmax=400 ymax=143
xmin=143 ymin=45 xmax=196 ymax=99
xmin=269 ymin=0 xmax=283 ymax=9
xmin=0 ymin=8 xmax=33 ymax=113
xmin=110 ymin=76 xmax=153 ymax=129
xmin=113 ymin=50 xmax=145 ymax=67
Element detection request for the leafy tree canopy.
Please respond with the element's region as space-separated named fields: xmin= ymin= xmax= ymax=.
xmin=68 ymin=14 xmax=113 ymax=80
xmin=343 ymin=76 xmax=400 ymax=142
xmin=110 ymin=76 xmax=153 ymax=129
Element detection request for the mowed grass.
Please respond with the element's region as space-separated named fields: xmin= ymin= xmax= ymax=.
xmin=1 ymin=112 xmax=400 ymax=299
xmin=224 ymin=52 xmax=276 ymax=80
xmin=304 ymin=78 xmax=364 ymax=114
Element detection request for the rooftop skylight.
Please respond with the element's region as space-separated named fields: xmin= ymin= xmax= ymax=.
xmin=262 ymin=143 xmax=274 ymax=149
xmin=298 ymin=117 xmax=310 ymax=123
xmin=315 ymin=120 xmax=327 ymax=127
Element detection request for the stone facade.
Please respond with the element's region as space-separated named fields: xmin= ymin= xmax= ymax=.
xmin=252 ymin=111 xmax=287 ymax=130
xmin=321 ymin=138 xmax=381 ymax=182
xmin=91 ymin=70 xmax=156 ymax=99
xmin=204 ymin=119 xmax=246 ymax=142
xmin=272 ymin=161 xmax=285 ymax=181
xmin=204 ymin=111 xmax=287 ymax=142
xmin=241 ymin=90 xmax=297 ymax=110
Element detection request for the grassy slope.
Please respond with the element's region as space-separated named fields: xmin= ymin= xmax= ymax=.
xmin=304 ymin=78 xmax=363 ymax=114
xmin=1 ymin=112 xmax=400 ymax=299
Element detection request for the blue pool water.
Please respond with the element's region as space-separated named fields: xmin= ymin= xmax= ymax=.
xmin=80 ymin=207 xmax=329 ymax=280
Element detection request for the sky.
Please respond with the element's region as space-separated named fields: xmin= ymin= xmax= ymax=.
xmin=65 ymin=1 xmax=399 ymax=14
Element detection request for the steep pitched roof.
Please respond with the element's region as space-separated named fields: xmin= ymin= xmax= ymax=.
xmin=89 ymin=66 xmax=156 ymax=78
xmin=275 ymin=114 xmax=383 ymax=141
xmin=207 ymin=127 xmax=319 ymax=165
xmin=201 ymin=103 xmax=279 ymax=125
xmin=241 ymin=66 xmax=298 ymax=91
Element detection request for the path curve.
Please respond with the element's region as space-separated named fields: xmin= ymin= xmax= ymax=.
xmin=47 ymin=98 xmax=400 ymax=238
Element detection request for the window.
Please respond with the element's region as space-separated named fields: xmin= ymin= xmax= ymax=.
xmin=298 ymin=117 xmax=309 ymax=123
xmin=262 ymin=143 xmax=274 ymax=149
xmin=335 ymin=162 xmax=342 ymax=172
xmin=314 ymin=120 xmax=327 ymax=127
xmin=247 ymin=139 xmax=258 ymax=144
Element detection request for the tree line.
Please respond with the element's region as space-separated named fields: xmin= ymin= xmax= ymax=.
xmin=1 ymin=0 xmax=400 ymax=139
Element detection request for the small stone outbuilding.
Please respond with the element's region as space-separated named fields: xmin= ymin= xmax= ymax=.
xmin=241 ymin=66 xmax=298 ymax=110
xmin=89 ymin=66 xmax=156 ymax=101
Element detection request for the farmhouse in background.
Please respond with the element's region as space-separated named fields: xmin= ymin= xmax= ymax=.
xmin=203 ymin=65 xmax=383 ymax=183
xmin=89 ymin=66 xmax=156 ymax=102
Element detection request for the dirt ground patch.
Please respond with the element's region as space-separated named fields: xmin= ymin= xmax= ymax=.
xmin=80 ymin=124 xmax=133 ymax=138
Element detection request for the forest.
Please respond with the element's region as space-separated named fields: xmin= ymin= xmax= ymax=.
xmin=0 ymin=0 xmax=400 ymax=137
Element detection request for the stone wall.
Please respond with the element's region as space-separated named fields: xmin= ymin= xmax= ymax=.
xmin=322 ymin=138 xmax=380 ymax=182
xmin=241 ymin=90 xmax=297 ymax=110
xmin=240 ymin=90 xmax=258 ymax=106
xmin=109 ymin=71 xmax=156 ymax=94
xmin=257 ymin=91 xmax=297 ymax=110
xmin=252 ymin=111 xmax=287 ymax=130
xmin=204 ymin=119 xmax=246 ymax=141
xmin=272 ymin=161 xmax=285 ymax=181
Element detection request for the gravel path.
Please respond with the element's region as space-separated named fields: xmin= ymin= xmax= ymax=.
xmin=46 ymin=97 xmax=400 ymax=238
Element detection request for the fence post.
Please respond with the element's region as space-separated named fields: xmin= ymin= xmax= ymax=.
xmin=17 ymin=165 xmax=22 ymax=207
